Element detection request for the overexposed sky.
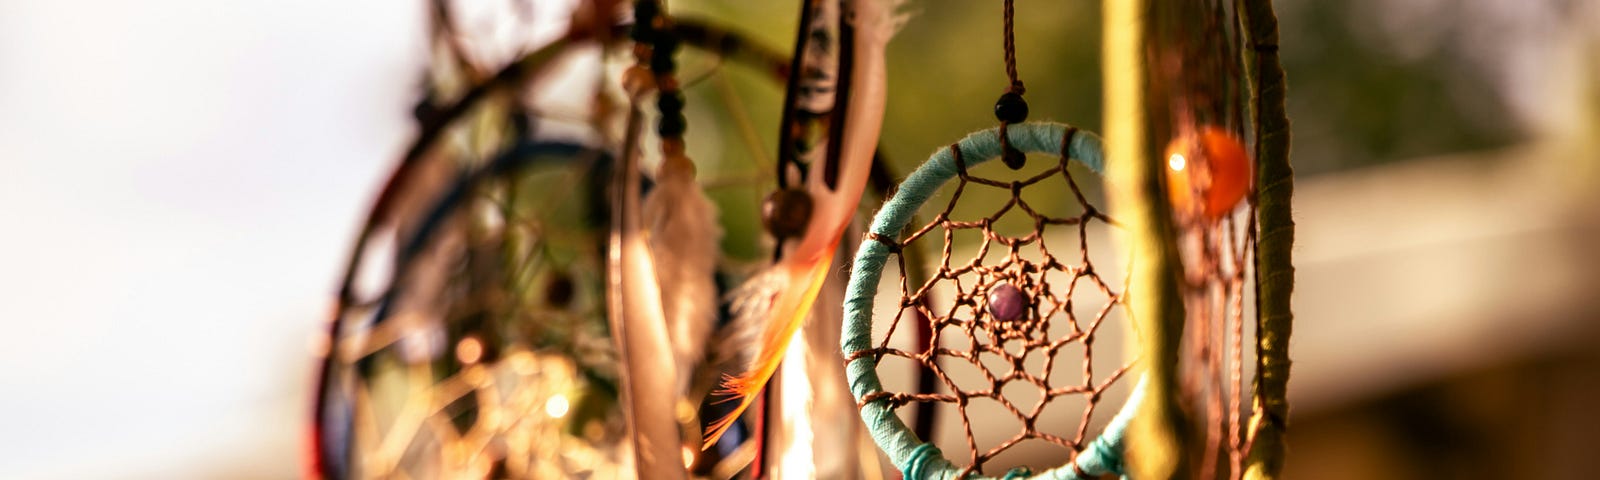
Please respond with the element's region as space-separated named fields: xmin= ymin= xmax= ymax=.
xmin=0 ymin=1 xmax=425 ymax=477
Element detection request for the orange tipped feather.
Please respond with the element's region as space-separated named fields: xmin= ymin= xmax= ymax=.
xmin=702 ymin=0 xmax=903 ymax=451
xmin=702 ymin=243 xmax=837 ymax=449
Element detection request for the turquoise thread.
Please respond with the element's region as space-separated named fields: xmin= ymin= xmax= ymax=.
xmin=842 ymin=122 xmax=1139 ymax=480
xmin=904 ymin=443 xmax=951 ymax=480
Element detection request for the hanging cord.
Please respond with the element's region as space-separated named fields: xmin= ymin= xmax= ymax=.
xmin=995 ymin=0 xmax=1029 ymax=169
xmin=627 ymin=0 xmax=694 ymax=173
xmin=1002 ymin=0 xmax=1024 ymax=95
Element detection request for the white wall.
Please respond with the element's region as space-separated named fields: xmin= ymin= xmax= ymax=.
xmin=0 ymin=1 xmax=425 ymax=477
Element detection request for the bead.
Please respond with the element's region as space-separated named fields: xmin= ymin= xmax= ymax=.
xmin=621 ymin=65 xmax=655 ymax=97
xmin=1163 ymin=126 xmax=1253 ymax=221
xmin=657 ymin=111 xmax=687 ymax=138
xmin=633 ymin=0 xmax=659 ymax=23
xmin=659 ymin=138 xmax=686 ymax=159
xmin=546 ymin=271 xmax=575 ymax=308
xmin=650 ymin=51 xmax=677 ymax=73
xmin=629 ymin=1 xmax=657 ymax=43
xmin=994 ymin=92 xmax=1029 ymax=124
xmin=660 ymin=152 xmax=695 ymax=178
xmin=656 ymin=91 xmax=684 ymax=115
xmin=412 ymin=98 xmax=440 ymax=127
xmin=630 ymin=25 xmax=655 ymax=44
xmin=987 ymin=282 xmax=1027 ymax=322
xmin=761 ymin=188 xmax=814 ymax=239
xmin=650 ymin=35 xmax=679 ymax=73
xmin=654 ymin=32 xmax=679 ymax=51
xmin=655 ymin=75 xmax=680 ymax=92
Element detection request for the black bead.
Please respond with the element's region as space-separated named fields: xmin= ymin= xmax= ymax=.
xmin=649 ymin=49 xmax=677 ymax=73
xmin=546 ymin=271 xmax=575 ymax=309
xmin=761 ymin=188 xmax=814 ymax=239
xmin=656 ymin=91 xmax=684 ymax=115
xmin=630 ymin=1 xmax=657 ymax=42
xmin=630 ymin=27 xmax=655 ymax=44
xmin=412 ymin=98 xmax=440 ymax=127
xmin=994 ymin=92 xmax=1029 ymax=123
xmin=657 ymin=112 xmax=687 ymax=137
xmin=633 ymin=0 xmax=659 ymax=23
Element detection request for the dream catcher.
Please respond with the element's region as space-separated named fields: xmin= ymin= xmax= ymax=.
xmin=310 ymin=1 xmax=761 ymax=478
xmin=842 ymin=0 xmax=1294 ymax=478
xmin=844 ymin=3 xmax=1141 ymax=476
xmin=310 ymin=3 xmax=629 ymax=473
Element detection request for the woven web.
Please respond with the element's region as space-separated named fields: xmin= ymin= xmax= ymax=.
xmin=849 ymin=143 xmax=1135 ymax=476
xmin=1177 ymin=205 xmax=1258 ymax=479
xmin=326 ymin=151 xmax=629 ymax=479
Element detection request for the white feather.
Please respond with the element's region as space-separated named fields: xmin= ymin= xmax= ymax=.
xmin=644 ymin=153 xmax=723 ymax=396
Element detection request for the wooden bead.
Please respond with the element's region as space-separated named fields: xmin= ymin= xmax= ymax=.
xmin=761 ymin=188 xmax=814 ymax=239
xmin=621 ymin=66 xmax=655 ymax=97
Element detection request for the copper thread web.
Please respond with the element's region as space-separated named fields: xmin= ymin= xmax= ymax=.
xmin=329 ymin=150 xmax=625 ymax=479
xmin=331 ymin=4 xmax=729 ymax=475
xmin=1178 ymin=204 xmax=1259 ymax=479
xmin=847 ymin=137 xmax=1134 ymax=477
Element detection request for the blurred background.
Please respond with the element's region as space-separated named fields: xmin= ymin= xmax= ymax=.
xmin=1 ymin=0 xmax=1597 ymax=478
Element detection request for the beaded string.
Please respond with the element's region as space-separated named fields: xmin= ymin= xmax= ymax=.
xmin=628 ymin=0 xmax=691 ymax=164
xmin=757 ymin=0 xmax=826 ymax=263
xmin=993 ymin=0 xmax=1030 ymax=170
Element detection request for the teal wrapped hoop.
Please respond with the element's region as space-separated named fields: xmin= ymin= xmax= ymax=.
xmin=841 ymin=121 xmax=1142 ymax=479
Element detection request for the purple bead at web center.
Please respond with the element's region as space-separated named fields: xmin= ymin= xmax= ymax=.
xmin=987 ymin=282 xmax=1027 ymax=322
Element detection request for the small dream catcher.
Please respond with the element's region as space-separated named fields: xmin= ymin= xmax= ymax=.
xmin=843 ymin=121 xmax=1139 ymax=479
xmin=843 ymin=3 xmax=1145 ymax=476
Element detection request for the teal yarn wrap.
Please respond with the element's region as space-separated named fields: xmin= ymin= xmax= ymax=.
xmin=841 ymin=122 xmax=1138 ymax=479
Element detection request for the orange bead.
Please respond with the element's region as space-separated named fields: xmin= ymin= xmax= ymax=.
xmin=1163 ymin=126 xmax=1252 ymax=221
